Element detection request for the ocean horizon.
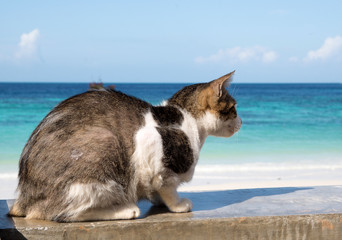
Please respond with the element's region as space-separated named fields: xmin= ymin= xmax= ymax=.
xmin=1 ymin=82 xmax=342 ymax=181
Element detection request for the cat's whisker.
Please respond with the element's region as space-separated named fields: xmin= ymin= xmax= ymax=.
xmin=235 ymin=86 xmax=240 ymax=98
xmin=232 ymin=85 xmax=239 ymax=99
xmin=230 ymin=84 xmax=236 ymax=97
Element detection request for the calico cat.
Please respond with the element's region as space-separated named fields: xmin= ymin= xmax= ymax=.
xmin=9 ymin=71 xmax=241 ymax=222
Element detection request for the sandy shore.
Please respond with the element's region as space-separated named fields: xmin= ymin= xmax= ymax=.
xmin=1 ymin=163 xmax=341 ymax=199
xmin=0 ymin=177 xmax=18 ymax=200
xmin=179 ymin=164 xmax=342 ymax=191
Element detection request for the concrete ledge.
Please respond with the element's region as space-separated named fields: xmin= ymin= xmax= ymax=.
xmin=2 ymin=213 xmax=342 ymax=240
xmin=1 ymin=186 xmax=342 ymax=240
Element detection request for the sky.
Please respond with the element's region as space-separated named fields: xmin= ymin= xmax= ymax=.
xmin=0 ymin=1 xmax=342 ymax=83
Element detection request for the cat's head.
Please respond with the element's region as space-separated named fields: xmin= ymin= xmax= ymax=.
xmin=168 ymin=71 xmax=242 ymax=138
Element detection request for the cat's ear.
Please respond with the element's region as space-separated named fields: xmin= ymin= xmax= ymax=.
xmin=210 ymin=71 xmax=235 ymax=98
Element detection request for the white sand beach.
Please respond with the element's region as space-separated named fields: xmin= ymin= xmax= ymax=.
xmin=1 ymin=163 xmax=342 ymax=199
xmin=180 ymin=164 xmax=342 ymax=192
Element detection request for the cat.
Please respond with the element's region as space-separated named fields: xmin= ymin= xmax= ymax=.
xmin=9 ymin=71 xmax=242 ymax=222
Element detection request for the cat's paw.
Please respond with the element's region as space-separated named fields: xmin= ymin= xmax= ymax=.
xmin=169 ymin=198 xmax=193 ymax=213
xmin=114 ymin=204 xmax=141 ymax=219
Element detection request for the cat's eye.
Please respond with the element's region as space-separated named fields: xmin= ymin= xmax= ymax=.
xmin=228 ymin=103 xmax=236 ymax=111
xmin=220 ymin=104 xmax=235 ymax=115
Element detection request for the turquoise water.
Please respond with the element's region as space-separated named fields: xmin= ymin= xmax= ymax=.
xmin=1 ymin=83 xmax=342 ymax=174
xmin=202 ymin=84 xmax=342 ymax=166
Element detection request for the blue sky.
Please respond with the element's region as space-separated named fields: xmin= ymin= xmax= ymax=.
xmin=1 ymin=1 xmax=342 ymax=83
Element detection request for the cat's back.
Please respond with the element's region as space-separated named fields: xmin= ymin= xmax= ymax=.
xmin=53 ymin=89 xmax=151 ymax=122
xmin=34 ymin=89 xmax=151 ymax=140
xmin=19 ymin=90 xmax=151 ymax=183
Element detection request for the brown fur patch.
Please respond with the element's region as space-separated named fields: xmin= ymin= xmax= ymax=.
xmin=197 ymin=82 xmax=236 ymax=120
xmin=177 ymin=71 xmax=236 ymax=119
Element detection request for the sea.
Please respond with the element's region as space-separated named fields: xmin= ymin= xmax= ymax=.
xmin=1 ymin=83 xmax=342 ymax=180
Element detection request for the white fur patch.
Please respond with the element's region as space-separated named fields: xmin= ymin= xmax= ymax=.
xmin=70 ymin=149 xmax=83 ymax=160
xmin=197 ymin=111 xmax=219 ymax=136
xmin=72 ymin=203 xmax=140 ymax=221
xmin=197 ymin=111 xmax=242 ymax=138
xmin=63 ymin=180 xmax=126 ymax=218
xmin=131 ymin=111 xmax=164 ymax=191
xmin=178 ymin=110 xmax=201 ymax=159
xmin=160 ymin=100 xmax=168 ymax=106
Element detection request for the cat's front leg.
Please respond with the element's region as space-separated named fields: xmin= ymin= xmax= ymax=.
xmin=150 ymin=192 xmax=165 ymax=207
xmin=157 ymin=185 xmax=192 ymax=213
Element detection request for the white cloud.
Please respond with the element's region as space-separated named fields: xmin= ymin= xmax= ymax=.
xmin=304 ymin=36 xmax=342 ymax=62
xmin=15 ymin=29 xmax=40 ymax=59
xmin=289 ymin=56 xmax=299 ymax=63
xmin=262 ymin=51 xmax=277 ymax=63
xmin=195 ymin=46 xmax=277 ymax=64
